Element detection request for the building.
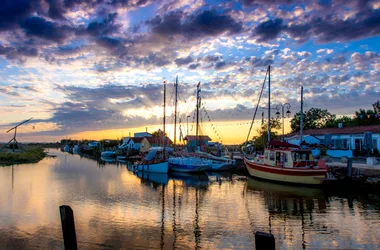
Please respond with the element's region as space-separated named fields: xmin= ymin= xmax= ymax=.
xmin=124 ymin=137 xmax=145 ymax=151
xmin=286 ymin=135 xmax=320 ymax=146
xmin=140 ymin=136 xmax=173 ymax=153
xmin=134 ymin=132 xmax=152 ymax=138
xmin=285 ymin=124 xmax=380 ymax=154
xmin=184 ymin=135 xmax=211 ymax=152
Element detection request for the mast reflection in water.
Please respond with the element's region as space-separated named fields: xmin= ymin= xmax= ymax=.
xmin=0 ymin=149 xmax=379 ymax=249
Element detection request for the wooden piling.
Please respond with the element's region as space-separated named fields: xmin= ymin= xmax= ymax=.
xmin=255 ymin=231 xmax=275 ymax=250
xmin=59 ymin=205 xmax=78 ymax=250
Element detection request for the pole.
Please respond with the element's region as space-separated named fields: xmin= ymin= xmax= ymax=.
xmin=196 ymin=82 xmax=200 ymax=150
xmin=186 ymin=116 xmax=189 ymax=136
xmin=59 ymin=205 xmax=78 ymax=250
xmin=299 ymin=86 xmax=304 ymax=146
xmin=163 ymin=81 xmax=166 ymax=156
xmin=267 ymin=65 xmax=271 ymax=143
xmin=282 ymin=106 xmax=285 ymax=141
xmin=174 ymin=76 xmax=178 ymax=145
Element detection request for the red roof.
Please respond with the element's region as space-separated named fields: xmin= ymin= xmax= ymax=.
xmin=269 ymin=140 xmax=300 ymax=148
xmin=130 ymin=137 xmax=144 ymax=143
xmin=145 ymin=136 xmax=173 ymax=145
xmin=184 ymin=135 xmax=211 ymax=141
xmin=287 ymin=124 xmax=380 ymax=137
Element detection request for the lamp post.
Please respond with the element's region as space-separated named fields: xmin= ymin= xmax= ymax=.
xmin=275 ymin=103 xmax=291 ymax=141
xmin=186 ymin=115 xmax=191 ymax=136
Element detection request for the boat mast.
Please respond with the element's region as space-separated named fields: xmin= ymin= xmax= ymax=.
xmin=174 ymin=76 xmax=178 ymax=145
xmin=299 ymin=86 xmax=304 ymax=146
xmin=196 ymin=82 xmax=200 ymax=150
xmin=163 ymin=81 xmax=166 ymax=158
xmin=267 ymin=65 xmax=271 ymax=143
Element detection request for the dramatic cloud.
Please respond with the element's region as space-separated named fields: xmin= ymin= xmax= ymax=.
xmin=0 ymin=0 xmax=379 ymax=142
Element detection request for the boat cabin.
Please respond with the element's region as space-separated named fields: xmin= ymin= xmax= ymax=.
xmin=255 ymin=148 xmax=316 ymax=168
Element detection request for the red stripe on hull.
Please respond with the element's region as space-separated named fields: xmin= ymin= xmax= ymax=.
xmin=244 ymin=159 xmax=326 ymax=177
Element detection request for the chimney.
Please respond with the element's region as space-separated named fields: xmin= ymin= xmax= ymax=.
xmin=146 ymin=127 xmax=148 ymax=132
xmin=338 ymin=123 xmax=343 ymax=129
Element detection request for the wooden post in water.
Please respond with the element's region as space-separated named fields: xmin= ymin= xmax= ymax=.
xmin=255 ymin=231 xmax=275 ymax=250
xmin=59 ymin=205 xmax=78 ymax=250
xmin=346 ymin=158 xmax=353 ymax=177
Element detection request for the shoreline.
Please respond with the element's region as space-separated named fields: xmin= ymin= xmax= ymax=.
xmin=0 ymin=146 xmax=47 ymax=166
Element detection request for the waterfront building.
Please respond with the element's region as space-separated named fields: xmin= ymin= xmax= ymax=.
xmin=285 ymin=124 xmax=380 ymax=155
xmin=184 ymin=135 xmax=211 ymax=152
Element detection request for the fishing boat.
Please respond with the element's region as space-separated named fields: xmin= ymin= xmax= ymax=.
xmin=195 ymin=151 xmax=236 ymax=171
xmin=244 ymin=141 xmax=327 ymax=184
xmin=136 ymin=147 xmax=169 ymax=173
xmin=168 ymin=78 xmax=210 ymax=173
xmin=168 ymin=156 xmax=210 ymax=172
xmin=244 ymin=66 xmax=327 ymax=185
xmin=101 ymin=150 xmax=115 ymax=158
xmin=136 ymin=81 xmax=169 ymax=174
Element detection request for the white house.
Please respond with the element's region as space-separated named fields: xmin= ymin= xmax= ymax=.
xmin=285 ymin=125 xmax=380 ymax=153
xmin=124 ymin=137 xmax=145 ymax=151
xmin=287 ymin=135 xmax=320 ymax=146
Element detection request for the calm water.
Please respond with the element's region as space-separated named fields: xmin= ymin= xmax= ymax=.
xmin=0 ymin=149 xmax=379 ymax=250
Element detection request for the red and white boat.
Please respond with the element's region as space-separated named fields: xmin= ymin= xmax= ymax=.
xmin=244 ymin=66 xmax=327 ymax=185
xmin=244 ymin=141 xmax=327 ymax=185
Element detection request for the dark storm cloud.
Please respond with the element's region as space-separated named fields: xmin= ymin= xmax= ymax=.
xmin=19 ymin=16 xmax=73 ymax=42
xmin=0 ymin=0 xmax=35 ymax=31
xmin=253 ymin=7 xmax=380 ymax=43
xmin=149 ymin=10 xmax=243 ymax=39
xmin=175 ymin=56 xmax=194 ymax=66
xmin=253 ymin=18 xmax=283 ymax=42
xmin=86 ymin=13 xmax=121 ymax=36
xmin=188 ymin=63 xmax=200 ymax=70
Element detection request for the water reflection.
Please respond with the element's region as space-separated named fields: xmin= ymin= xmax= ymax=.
xmin=0 ymin=149 xmax=379 ymax=249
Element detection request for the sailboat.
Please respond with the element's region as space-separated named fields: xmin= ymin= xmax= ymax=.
xmin=168 ymin=79 xmax=210 ymax=172
xmin=136 ymin=81 xmax=169 ymax=173
xmin=244 ymin=66 xmax=327 ymax=185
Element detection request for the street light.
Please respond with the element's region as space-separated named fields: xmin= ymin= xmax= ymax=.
xmin=275 ymin=103 xmax=291 ymax=141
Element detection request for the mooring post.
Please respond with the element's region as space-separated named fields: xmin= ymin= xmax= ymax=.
xmin=255 ymin=231 xmax=275 ymax=250
xmin=346 ymin=158 xmax=353 ymax=177
xmin=59 ymin=205 xmax=78 ymax=250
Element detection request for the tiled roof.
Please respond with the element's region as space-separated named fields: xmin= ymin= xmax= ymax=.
xmin=286 ymin=124 xmax=380 ymax=137
xmin=184 ymin=135 xmax=211 ymax=141
xmin=130 ymin=137 xmax=144 ymax=143
xmin=145 ymin=136 xmax=172 ymax=144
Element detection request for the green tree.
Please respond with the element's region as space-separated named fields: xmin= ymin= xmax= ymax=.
xmin=352 ymin=109 xmax=380 ymax=126
xmin=252 ymin=118 xmax=281 ymax=151
xmin=326 ymin=116 xmax=354 ymax=128
xmin=151 ymin=129 xmax=167 ymax=137
xmin=290 ymin=108 xmax=336 ymax=132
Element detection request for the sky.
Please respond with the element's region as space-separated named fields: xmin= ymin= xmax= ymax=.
xmin=0 ymin=0 xmax=379 ymax=144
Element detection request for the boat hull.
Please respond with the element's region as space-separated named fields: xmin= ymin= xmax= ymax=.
xmin=169 ymin=157 xmax=210 ymax=172
xmin=169 ymin=163 xmax=209 ymax=172
xmin=136 ymin=161 xmax=169 ymax=173
xmin=208 ymin=161 xmax=236 ymax=171
xmin=244 ymin=158 xmax=326 ymax=185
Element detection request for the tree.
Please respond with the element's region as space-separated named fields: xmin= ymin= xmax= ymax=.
xmin=352 ymin=109 xmax=380 ymax=126
xmin=252 ymin=118 xmax=281 ymax=151
xmin=326 ymin=116 xmax=354 ymax=128
xmin=290 ymin=108 xmax=336 ymax=132
xmin=151 ymin=129 xmax=167 ymax=137
xmin=373 ymin=100 xmax=380 ymax=115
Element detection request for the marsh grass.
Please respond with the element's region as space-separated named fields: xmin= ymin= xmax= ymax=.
xmin=0 ymin=146 xmax=46 ymax=166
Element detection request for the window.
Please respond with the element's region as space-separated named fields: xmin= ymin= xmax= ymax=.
xmin=269 ymin=152 xmax=275 ymax=161
xmin=264 ymin=152 xmax=268 ymax=160
xmin=373 ymin=139 xmax=378 ymax=150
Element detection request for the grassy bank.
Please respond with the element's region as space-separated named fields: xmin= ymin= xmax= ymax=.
xmin=0 ymin=146 xmax=46 ymax=166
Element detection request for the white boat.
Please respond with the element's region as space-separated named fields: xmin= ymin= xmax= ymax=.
xmin=63 ymin=145 xmax=70 ymax=152
xmin=136 ymin=147 xmax=169 ymax=173
xmin=168 ymin=156 xmax=210 ymax=172
xmin=195 ymin=151 xmax=236 ymax=171
xmin=101 ymin=151 xmax=115 ymax=158
xmin=72 ymin=145 xmax=80 ymax=154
